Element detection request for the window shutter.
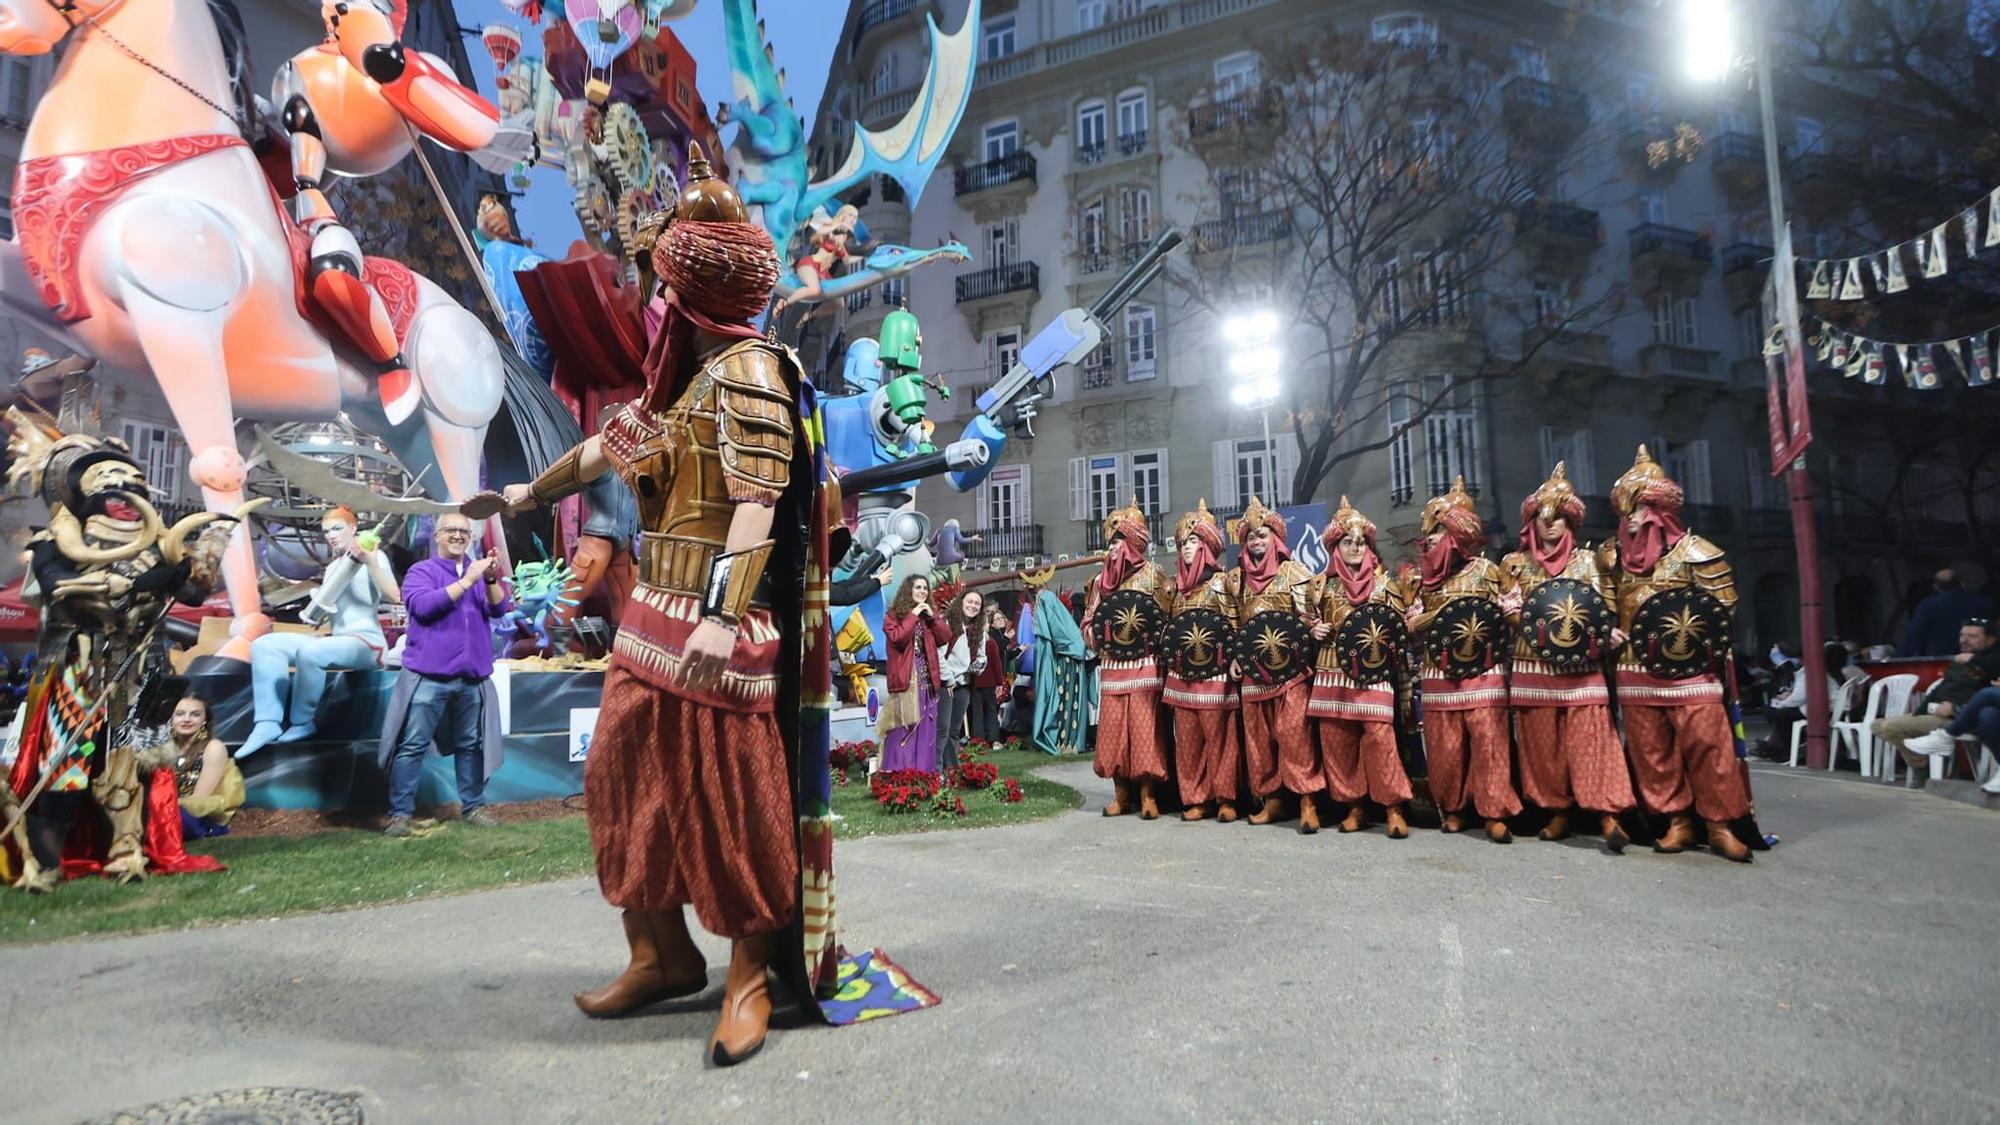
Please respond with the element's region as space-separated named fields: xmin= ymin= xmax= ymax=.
xmin=976 ymin=481 xmax=992 ymax=528
xmin=1155 ymin=446 xmax=1172 ymax=511
xmin=1687 ymin=439 xmax=1713 ymax=506
xmin=1275 ymin=432 xmax=1300 ymax=505
xmin=1573 ymin=430 xmax=1596 ymax=494
xmin=1068 ymin=457 xmax=1087 ymax=521
xmin=1212 ymin=439 xmax=1238 ymax=509
xmin=1015 ymin=464 xmax=1033 ymax=524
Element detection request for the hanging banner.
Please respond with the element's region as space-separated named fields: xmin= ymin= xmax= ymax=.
xmin=1837 ymin=259 xmax=1866 ymax=300
xmin=1988 ymin=187 xmax=2000 ymax=248
xmin=1914 ymin=346 xmax=1941 ymax=389
xmin=1765 ymin=225 xmax=1811 ymax=475
xmin=1946 ymin=337 xmax=1970 ymax=381
xmin=1863 ymin=345 xmax=1886 ymax=385
xmin=1807 ymin=260 xmax=1831 ymax=299
xmin=1975 ymin=333 xmax=1996 ymax=386
xmin=1831 ymin=333 xmax=1852 ymax=372
xmin=1964 ymin=209 xmax=1982 ymax=259
xmin=1885 ymin=246 xmax=1908 ymax=292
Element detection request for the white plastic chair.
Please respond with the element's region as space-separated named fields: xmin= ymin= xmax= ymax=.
xmin=1788 ymin=678 xmax=1856 ymax=768
xmin=1830 ymin=674 xmax=1917 ymax=778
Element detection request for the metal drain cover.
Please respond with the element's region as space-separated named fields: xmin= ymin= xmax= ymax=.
xmin=88 ymin=1087 xmax=365 ymax=1125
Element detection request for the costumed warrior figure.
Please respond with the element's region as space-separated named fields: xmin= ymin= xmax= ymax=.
xmin=1500 ymin=464 xmax=1636 ymax=852
xmin=1163 ymin=500 xmax=1241 ymax=822
xmin=1307 ymin=496 xmax=1415 ymax=838
xmin=1081 ymin=498 xmax=1172 ymax=820
xmin=500 ymin=143 xmax=837 ymax=1064
xmin=1407 ymin=476 xmax=1521 ymax=843
xmin=1603 ymin=446 xmax=1753 ymax=863
xmin=2 ymin=410 xmax=241 ymax=892
xmin=277 ymin=0 xmax=503 ymax=423
xmin=237 ymin=506 xmax=400 ymax=757
xmin=1225 ymin=497 xmax=1321 ymax=830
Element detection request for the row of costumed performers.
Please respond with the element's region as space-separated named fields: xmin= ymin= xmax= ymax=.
xmin=1083 ymin=446 xmax=1765 ymax=864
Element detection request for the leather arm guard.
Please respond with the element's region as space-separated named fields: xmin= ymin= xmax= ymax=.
xmin=528 ymin=443 xmax=589 ymax=506
xmin=701 ymin=539 xmax=776 ymax=625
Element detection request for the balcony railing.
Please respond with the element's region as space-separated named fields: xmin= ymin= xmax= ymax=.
xmin=1719 ymin=241 xmax=1772 ymax=276
xmin=1076 ymin=140 xmax=1107 ymax=166
xmin=1628 ymin=223 xmax=1712 ymax=263
xmin=1711 ymin=130 xmax=1763 ymax=167
xmin=974 ymin=0 xmax=1286 ymax=91
xmin=1188 ymin=88 xmax=1283 ymax=139
xmin=1517 ymin=201 xmax=1600 ymax=243
xmin=861 ymin=85 xmax=918 ymax=126
xmin=1502 ymin=76 xmax=1588 ymax=124
xmin=854 ymin=0 xmax=917 ymax=46
xmin=1119 ymin=238 xmax=1151 ymax=266
xmin=1639 ymin=342 xmax=1721 ymax=379
xmin=963 ymin=525 xmax=1045 ymax=560
xmin=1118 ymin=130 xmax=1149 ymax=156
xmin=1085 ymin=511 xmax=1173 ymax=552
xmin=844 ymin=289 xmax=873 ymax=314
xmin=954 ymin=150 xmax=1037 ymax=196
xmin=956 ymin=261 xmax=1040 ymax=303
xmin=1076 ymin=247 xmax=1114 ymax=275
xmin=1191 ymin=209 xmax=1292 ymax=250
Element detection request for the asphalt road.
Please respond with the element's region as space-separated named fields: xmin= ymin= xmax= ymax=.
xmin=6 ymin=762 xmax=1997 ymax=1125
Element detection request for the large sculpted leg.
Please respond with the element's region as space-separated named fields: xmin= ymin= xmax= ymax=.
xmin=278 ymin=634 xmax=379 ymax=740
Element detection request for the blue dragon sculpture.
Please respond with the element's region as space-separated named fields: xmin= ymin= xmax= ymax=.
xmin=721 ymin=0 xmax=978 ymax=305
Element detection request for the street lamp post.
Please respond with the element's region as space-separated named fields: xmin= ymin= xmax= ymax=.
xmin=1226 ymin=310 xmax=1285 ymax=506
xmin=1686 ymin=0 xmax=1830 ymax=768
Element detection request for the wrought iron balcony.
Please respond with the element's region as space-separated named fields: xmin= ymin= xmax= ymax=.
xmin=964 ymin=525 xmax=1045 ymax=560
xmin=844 ymin=289 xmax=873 ymax=314
xmin=1118 ymin=130 xmax=1149 ymax=156
xmin=1076 ymin=140 xmax=1107 ymax=166
xmin=1516 ymin=201 xmax=1600 ymax=243
xmin=1629 ymin=223 xmax=1712 ymax=262
xmin=1085 ymin=511 xmax=1173 ymax=552
xmin=1191 ymin=210 xmax=1292 ymax=251
xmin=1501 ymin=76 xmax=1588 ymax=135
xmin=854 ymin=0 xmax=917 ymax=46
xmin=1188 ymin=88 xmax=1284 ymax=142
xmin=954 ymin=150 xmax=1038 ymax=196
xmin=1639 ymin=342 xmax=1722 ymax=380
xmin=1720 ymin=241 xmax=1771 ymax=276
xmin=956 ymin=261 xmax=1040 ymax=304
xmin=1076 ymin=247 xmax=1114 ymax=275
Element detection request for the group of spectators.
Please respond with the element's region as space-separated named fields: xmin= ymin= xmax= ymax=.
xmin=878 ymin=582 xmax=1030 ymax=773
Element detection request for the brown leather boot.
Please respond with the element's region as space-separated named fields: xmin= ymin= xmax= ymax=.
xmin=575 ymin=909 xmax=708 ymax=1018
xmin=1181 ymin=801 xmax=1211 ymax=821
xmin=1385 ymin=805 xmax=1410 ymax=839
xmin=1705 ymin=819 xmax=1752 ymax=864
xmin=709 ymin=934 xmax=773 ymax=1067
xmin=1215 ymin=801 xmax=1240 ymax=823
xmin=1338 ymin=803 xmax=1368 ymax=833
xmin=1138 ymin=782 xmax=1161 ymax=821
xmin=1248 ymin=795 xmax=1286 ymax=825
xmin=1103 ymin=780 xmax=1132 ymax=817
xmin=1601 ymin=814 xmax=1630 ymax=855
xmin=1439 ymin=811 xmax=1467 ymax=833
xmin=1486 ymin=818 xmax=1513 ymax=844
xmin=1654 ymin=814 xmax=1697 ymax=854
xmin=1297 ymin=796 xmax=1321 ymax=835
xmin=1537 ymin=812 xmax=1570 ymax=842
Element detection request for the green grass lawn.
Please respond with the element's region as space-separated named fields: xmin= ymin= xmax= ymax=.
xmin=0 ymin=749 xmax=1082 ymax=945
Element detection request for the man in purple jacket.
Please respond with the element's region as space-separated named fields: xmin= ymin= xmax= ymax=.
xmin=383 ymin=513 xmax=512 ymax=836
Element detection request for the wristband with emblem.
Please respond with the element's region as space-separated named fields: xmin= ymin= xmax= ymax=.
xmin=528 ymin=443 xmax=589 ymax=506
xmin=702 ymin=539 xmax=775 ymax=624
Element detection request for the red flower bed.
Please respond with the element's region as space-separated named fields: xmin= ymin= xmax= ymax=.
xmin=949 ymin=760 xmax=999 ymax=790
xmin=870 ymin=769 xmax=942 ymax=814
xmin=996 ymin=777 xmax=1025 ymax=803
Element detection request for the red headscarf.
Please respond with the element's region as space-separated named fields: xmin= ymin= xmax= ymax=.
xmin=1176 ymin=517 xmax=1225 ymax=595
xmin=1322 ymin=517 xmax=1380 ymax=604
xmin=642 ymin=219 xmax=780 ymax=410
xmin=1617 ymin=478 xmax=1688 ymax=574
xmin=1519 ymin=490 xmax=1585 ymax=577
xmin=1237 ymin=510 xmax=1291 ymax=593
xmin=1098 ymin=510 xmax=1151 ymax=594
xmin=1419 ymin=506 xmax=1487 ymax=588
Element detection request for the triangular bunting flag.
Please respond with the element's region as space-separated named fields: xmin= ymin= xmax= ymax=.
xmin=1915 ymin=345 xmax=1941 ymax=389
xmin=1831 ymin=332 xmax=1852 ymax=371
xmin=1813 ymin=326 xmax=1834 ymax=362
xmin=1763 ymin=324 xmax=1785 ymax=358
xmin=1807 ymin=259 xmax=1832 ymax=299
xmin=1894 ymin=343 xmax=1914 ymax=384
xmin=1964 ymin=208 xmax=1981 ymax=258
xmin=1946 ymin=337 xmax=1971 ymax=380
xmin=1988 ymin=187 xmax=2000 ymax=248
xmin=1867 ymin=255 xmax=1888 ymax=293
xmin=1886 ymin=245 xmax=1909 ymax=292
xmin=1837 ymin=259 xmax=1866 ymax=299
xmin=1974 ymin=333 xmax=1996 ymax=386
xmin=1926 ymin=226 xmax=1949 ymax=277
xmin=1863 ymin=344 xmax=1886 ymax=385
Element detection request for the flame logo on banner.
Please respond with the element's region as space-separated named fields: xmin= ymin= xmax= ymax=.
xmin=1295 ymin=523 xmax=1330 ymax=575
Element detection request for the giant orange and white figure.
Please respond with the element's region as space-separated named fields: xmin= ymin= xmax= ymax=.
xmin=0 ymin=0 xmax=510 ymax=659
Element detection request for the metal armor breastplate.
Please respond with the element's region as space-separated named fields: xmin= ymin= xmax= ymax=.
xmin=1615 ymin=537 xmax=1699 ymax=630
xmin=605 ymin=370 xmax=735 ymax=596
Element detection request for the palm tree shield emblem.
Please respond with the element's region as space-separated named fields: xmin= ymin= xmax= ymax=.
xmin=1422 ymin=597 xmax=1507 ymax=678
xmin=1629 ymin=588 xmax=1732 ymax=679
xmin=1097 ymin=589 xmax=1165 ymax=661
xmin=1232 ymin=610 xmax=1313 ymax=686
xmin=1522 ymin=577 xmax=1615 ymax=674
xmin=1334 ymin=602 xmax=1406 ymax=686
xmin=1164 ymin=606 xmax=1236 ymax=682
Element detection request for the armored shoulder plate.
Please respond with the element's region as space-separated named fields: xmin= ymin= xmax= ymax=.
xmin=1678 ymin=532 xmax=1726 ymax=564
xmin=711 ymin=342 xmax=798 ymax=502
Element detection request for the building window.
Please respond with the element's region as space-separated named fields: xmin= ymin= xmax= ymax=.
xmin=1377 ymin=254 xmax=1403 ymax=326
xmin=1123 ymin=303 xmax=1156 ymax=380
xmin=985 ymin=219 xmax=1018 ymax=267
xmin=870 ymin=56 xmax=897 ymax=98
xmin=983 ymin=15 xmax=1017 ymax=61
xmin=1235 ymin=439 xmax=1272 ymax=507
xmin=1078 ymin=0 xmax=1106 ymax=31
xmin=992 ymin=327 xmax=1022 ymax=380
xmin=880 ymin=275 xmax=906 ymax=308
xmin=675 ymin=78 xmax=693 ymax=110
xmin=1211 ymin=435 xmax=1296 ymax=509
xmin=1737 ymin=307 xmax=1765 ymax=354
xmin=1080 ymin=336 xmax=1116 ymax=388
xmin=1425 ymin=406 xmax=1480 ymax=497
xmin=1077 ymin=99 xmax=1107 ymax=163
xmin=1638 ymin=187 xmax=1669 ymax=225
xmin=1652 ymin=296 xmax=1698 ymax=346
xmin=1537 ymin=426 xmax=1596 ymax=493
xmin=1652 ymin=437 xmax=1713 ymax=505
xmin=981 ymin=465 xmax=1032 ymax=529
xmin=1071 ymin=454 xmax=1125 ymax=522
xmin=1130 ymin=448 xmax=1169 ymax=515
xmin=1371 ymin=13 xmax=1438 ymax=47
xmin=982 ymin=120 xmax=1019 ymax=162
xmin=1079 ymin=198 xmax=1108 ymax=259
xmin=1413 ymin=252 xmax=1461 ymax=326
xmin=1387 ymin=394 xmax=1415 ymax=506
xmin=1213 ymin=52 xmax=1258 ymax=99
xmin=1532 ymin=281 xmax=1567 ymax=326
xmin=1118 ymin=187 xmax=1152 ymax=245
xmin=118 ymin=421 xmax=188 ymax=504
xmin=1116 ymin=89 xmax=1149 ymax=149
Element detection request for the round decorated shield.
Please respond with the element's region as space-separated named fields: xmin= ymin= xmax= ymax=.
xmin=1522 ymin=577 xmax=1615 ymax=674
xmin=1233 ymin=610 xmax=1314 ymax=685
xmin=1097 ymin=588 xmax=1165 ymax=661
xmin=1163 ymin=606 xmax=1236 ymax=682
xmin=1334 ymin=601 xmax=1406 ymax=686
xmin=1422 ymin=597 xmax=1507 ymax=678
xmin=1630 ymin=587 xmax=1732 ymax=679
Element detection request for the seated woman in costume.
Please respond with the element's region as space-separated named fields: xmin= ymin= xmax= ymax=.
xmin=157 ymin=695 xmax=244 ymax=838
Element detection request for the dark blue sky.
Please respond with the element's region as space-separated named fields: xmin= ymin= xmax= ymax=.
xmin=453 ymin=0 xmax=844 ymax=252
